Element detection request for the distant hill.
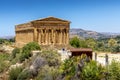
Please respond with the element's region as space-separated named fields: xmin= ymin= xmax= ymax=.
xmin=0 ymin=36 xmax=14 ymax=39
xmin=70 ymin=28 xmax=120 ymax=39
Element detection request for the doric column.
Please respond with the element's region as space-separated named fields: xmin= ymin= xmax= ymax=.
xmin=38 ymin=29 xmax=41 ymax=45
xmin=67 ymin=29 xmax=69 ymax=44
xmin=45 ymin=29 xmax=48 ymax=45
xmin=45 ymin=29 xmax=47 ymax=45
xmin=41 ymin=29 xmax=43 ymax=45
xmin=47 ymin=30 xmax=50 ymax=44
xmin=51 ymin=29 xmax=53 ymax=45
xmin=43 ymin=29 xmax=45 ymax=45
xmin=60 ymin=29 xmax=62 ymax=45
xmin=62 ymin=30 xmax=63 ymax=44
xmin=54 ymin=29 xmax=56 ymax=45
xmin=66 ymin=29 xmax=69 ymax=45
xmin=63 ymin=30 xmax=65 ymax=45
xmin=47 ymin=29 xmax=49 ymax=45
xmin=49 ymin=29 xmax=52 ymax=44
xmin=34 ymin=28 xmax=37 ymax=42
xmin=57 ymin=30 xmax=59 ymax=44
xmin=64 ymin=29 xmax=67 ymax=44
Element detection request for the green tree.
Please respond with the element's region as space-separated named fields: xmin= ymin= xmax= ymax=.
xmin=85 ymin=38 xmax=96 ymax=49
xmin=108 ymin=38 xmax=117 ymax=47
xmin=70 ymin=37 xmax=87 ymax=48
xmin=112 ymin=45 xmax=120 ymax=53
xmin=70 ymin=37 xmax=81 ymax=48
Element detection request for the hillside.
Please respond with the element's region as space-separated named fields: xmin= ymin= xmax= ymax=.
xmin=70 ymin=28 xmax=120 ymax=39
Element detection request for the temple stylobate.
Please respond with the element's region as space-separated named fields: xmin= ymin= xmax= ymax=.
xmin=15 ymin=16 xmax=70 ymax=47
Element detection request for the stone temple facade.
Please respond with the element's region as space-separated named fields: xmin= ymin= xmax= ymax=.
xmin=15 ymin=17 xmax=70 ymax=47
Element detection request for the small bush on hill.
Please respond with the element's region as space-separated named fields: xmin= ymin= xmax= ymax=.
xmin=32 ymin=56 xmax=47 ymax=70
xmin=81 ymin=61 xmax=105 ymax=80
xmin=39 ymin=50 xmax=61 ymax=67
xmin=0 ymin=54 xmax=10 ymax=73
xmin=17 ymin=69 xmax=31 ymax=80
xmin=108 ymin=60 xmax=120 ymax=80
xmin=36 ymin=65 xmax=60 ymax=80
xmin=19 ymin=42 xmax=41 ymax=62
xmin=11 ymin=48 xmax=21 ymax=59
xmin=9 ymin=67 xmax=23 ymax=80
xmin=22 ymin=42 xmax=41 ymax=54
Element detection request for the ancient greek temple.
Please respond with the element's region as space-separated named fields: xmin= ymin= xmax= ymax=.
xmin=15 ymin=17 xmax=70 ymax=47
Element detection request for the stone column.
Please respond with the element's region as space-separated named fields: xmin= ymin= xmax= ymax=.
xmin=54 ymin=29 xmax=56 ymax=45
xmin=48 ymin=29 xmax=50 ymax=45
xmin=57 ymin=30 xmax=59 ymax=44
xmin=49 ymin=29 xmax=51 ymax=45
xmin=45 ymin=29 xmax=48 ymax=45
xmin=49 ymin=29 xmax=52 ymax=44
xmin=38 ymin=29 xmax=41 ymax=45
xmin=42 ymin=29 xmax=45 ymax=45
xmin=60 ymin=29 xmax=62 ymax=45
xmin=64 ymin=30 xmax=66 ymax=44
xmin=47 ymin=29 xmax=49 ymax=45
xmin=45 ymin=29 xmax=47 ymax=45
xmin=41 ymin=29 xmax=43 ymax=45
xmin=62 ymin=29 xmax=64 ymax=44
xmin=51 ymin=29 xmax=54 ymax=44
xmin=66 ymin=29 xmax=69 ymax=45
xmin=34 ymin=28 xmax=37 ymax=42
xmin=58 ymin=30 xmax=59 ymax=44
xmin=63 ymin=30 xmax=65 ymax=45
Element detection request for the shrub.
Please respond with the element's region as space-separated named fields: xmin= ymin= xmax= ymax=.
xmin=19 ymin=42 xmax=41 ymax=62
xmin=0 ymin=61 xmax=10 ymax=73
xmin=0 ymin=54 xmax=10 ymax=73
xmin=61 ymin=58 xmax=76 ymax=79
xmin=9 ymin=67 xmax=23 ymax=80
xmin=60 ymin=55 xmax=105 ymax=80
xmin=11 ymin=48 xmax=21 ymax=59
xmin=19 ymin=53 xmax=29 ymax=63
xmin=81 ymin=61 xmax=105 ymax=80
xmin=17 ymin=69 xmax=31 ymax=80
xmin=22 ymin=42 xmax=41 ymax=54
xmin=36 ymin=65 xmax=60 ymax=80
xmin=108 ymin=60 xmax=120 ymax=80
xmin=39 ymin=50 xmax=61 ymax=66
xmin=32 ymin=56 xmax=46 ymax=70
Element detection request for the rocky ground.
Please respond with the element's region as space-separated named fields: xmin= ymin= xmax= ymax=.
xmin=0 ymin=45 xmax=14 ymax=54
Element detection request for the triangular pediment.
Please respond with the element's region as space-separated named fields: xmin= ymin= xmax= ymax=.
xmin=33 ymin=16 xmax=70 ymax=23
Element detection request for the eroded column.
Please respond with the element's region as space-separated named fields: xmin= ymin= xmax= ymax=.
xmin=66 ymin=29 xmax=69 ymax=45
xmin=51 ymin=29 xmax=54 ymax=44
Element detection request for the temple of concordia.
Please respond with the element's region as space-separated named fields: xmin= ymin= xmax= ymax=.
xmin=15 ymin=17 xmax=70 ymax=47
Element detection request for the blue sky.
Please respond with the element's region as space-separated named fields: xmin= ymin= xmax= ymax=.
xmin=0 ymin=0 xmax=120 ymax=36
